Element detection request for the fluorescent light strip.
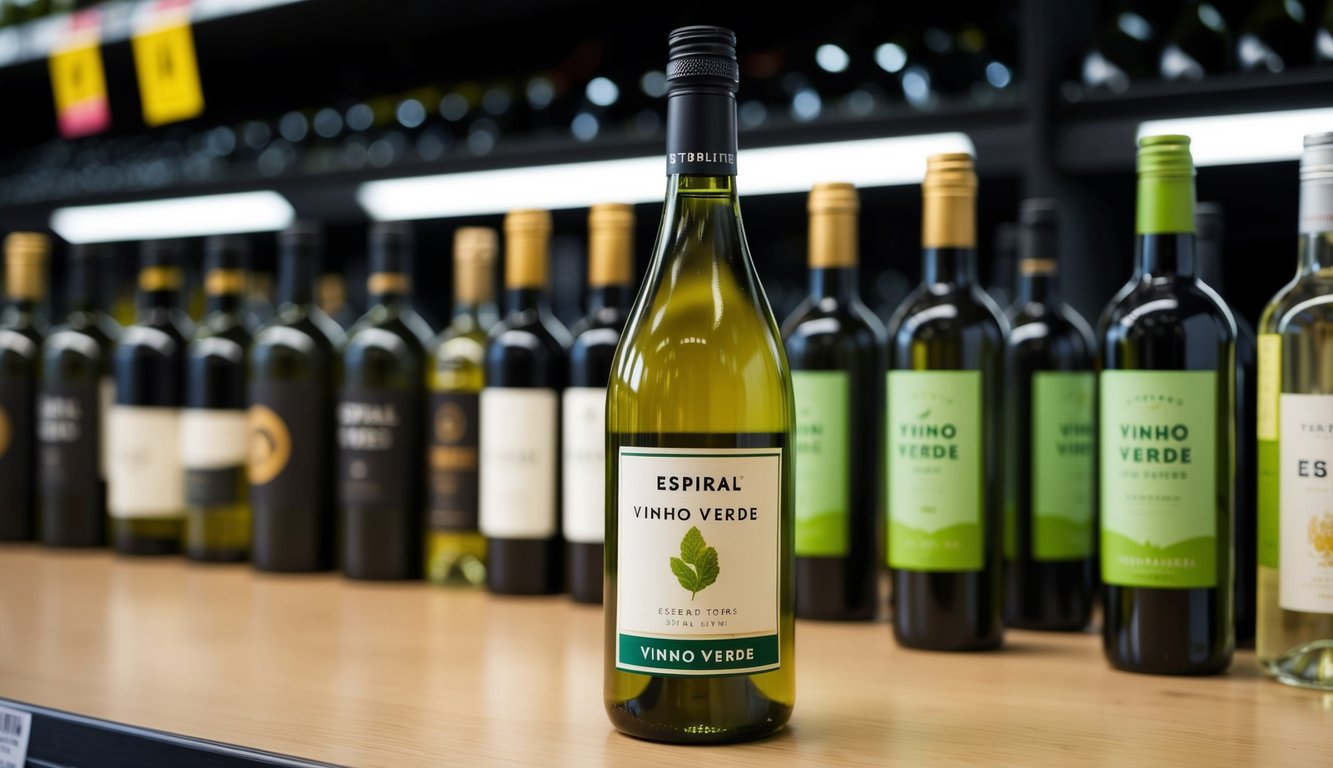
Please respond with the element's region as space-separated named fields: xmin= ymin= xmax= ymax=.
xmin=50 ymin=191 xmax=297 ymax=244
xmin=356 ymin=133 xmax=974 ymax=221
xmin=1139 ymin=108 xmax=1333 ymax=167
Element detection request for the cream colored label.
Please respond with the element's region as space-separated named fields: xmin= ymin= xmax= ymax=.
xmin=479 ymin=388 xmax=558 ymax=538
xmin=1279 ymin=394 xmax=1333 ymax=614
xmin=108 ymin=406 xmax=183 ymax=517
xmin=562 ymin=387 xmax=606 ymax=544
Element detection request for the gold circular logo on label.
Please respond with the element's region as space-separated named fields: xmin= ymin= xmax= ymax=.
xmin=1310 ymin=511 xmax=1333 ymax=567
xmin=248 ymin=404 xmax=291 ymax=485
xmin=435 ymin=402 xmax=466 ymax=444
xmin=0 ymin=406 xmax=10 ymax=458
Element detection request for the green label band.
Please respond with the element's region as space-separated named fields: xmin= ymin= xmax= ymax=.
xmin=617 ymin=633 xmax=779 ymax=676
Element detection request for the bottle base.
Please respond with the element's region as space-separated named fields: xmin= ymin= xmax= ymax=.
xmin=1263 ymin=641 xmax=1333 ymax=690
xmin=606 ymin=680 xmax=792 ymax=745
xmin=1106 ymin=656 xmax=1231 ymax=676
xmin=186 ymin=547 xmax=249 ymax=563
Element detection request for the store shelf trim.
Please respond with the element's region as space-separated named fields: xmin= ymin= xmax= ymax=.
xmin=50 ymin=191 xmax=297 ymax=243
xmin=356 ymin=133 xmax=975 ymax=220
xmin=1137 ymin=108 xmax=1333 ymax=167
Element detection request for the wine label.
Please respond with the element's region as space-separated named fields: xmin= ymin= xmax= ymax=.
xmin=107 ymin=405 xmax=183 ymax=518
xmin=479 ymin=388 xmax=557 ymax=539
xmin=37 ymin=380 xmax=100 ymax=494
xmin=1258 ymin=333 xmax=1281 ymax=569
xmin=792 ymin=371 xmax=849 ymax=557
xmin=562 ymin=386 xmax=606 ymax=544
xmin=1031 ymin=372 xmax=1096 ymax=560
xmin=615 ymin=446 xmax=782 ymax=676
xmin=180 ymin=408 xmax=247 ymax=508
xmin=886 ymin=371 xmax=984 ymax=572
xmin=427 ymin=392 xmax=480 ymax=532
xmin=248 ymin=380 xmax=326 ymax=510
xmin=337 ymin=390 xmax=418 ymax=510
xmin=1100 ymin=370 xmax=1219 ymax=588
xmin=1279 ymin=394 xmax=1333 ymax=614
xmin=0 ymin=378 xmax=34 ymax=529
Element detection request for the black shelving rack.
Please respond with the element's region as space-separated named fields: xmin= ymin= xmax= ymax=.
xmin=0 ymin=0 xmax=1328 ymax=326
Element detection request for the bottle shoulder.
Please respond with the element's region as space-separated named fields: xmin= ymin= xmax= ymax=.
xmin=254 ymin=306 xmax=344 ymax=353
xmin=1006 ymin=301 xmax=1096 ymax=357
xmin=1099 ymin=276 xmax=1237 ymax=344
xmin=1261 ymin=274 xmax=1333 ymax=336
xmin=569 ymin=307 xmax=630 ymax=352
xmin=888 ymin=283 xmax=1007 ymax=346
xmin=489 ymin=308 xmax=570 ymax=354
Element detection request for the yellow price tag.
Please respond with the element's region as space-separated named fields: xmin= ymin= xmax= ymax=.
xmin=132 ymin=8 xmax=204 ymax=127
xmin=48 ymin=11 xmax=110 ymax=138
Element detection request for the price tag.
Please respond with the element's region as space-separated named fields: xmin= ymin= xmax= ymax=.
xmin=48 ymin=10 xmax=111 ymax=138
xmin=0 ymin=704 xmax=32 ymax=768
xmin=131 ymin=0 xmax=205 ymax=127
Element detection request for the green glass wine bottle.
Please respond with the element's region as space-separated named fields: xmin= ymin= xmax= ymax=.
xmin=1098 ymin=135 xmax=1235 ymax=675
xmin=0 ymin=233 xmax=49 ymax=541
xmin=886 ymin=153 xmax=1006 ymax=651
xmin=604 ymin=26 xmax=795 ymax=744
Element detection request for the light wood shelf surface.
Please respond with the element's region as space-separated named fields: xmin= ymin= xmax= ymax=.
xmin=1 ymin=546 xmax=1331 ymax=767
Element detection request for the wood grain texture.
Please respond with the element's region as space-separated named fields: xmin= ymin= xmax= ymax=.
xmin=0 ymin=545 xmax=1330 ymax=767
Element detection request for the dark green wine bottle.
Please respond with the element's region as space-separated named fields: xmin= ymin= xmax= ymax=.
xmin=1002 ymin=200 xmax=1097 ymax=631
xmin=782 ymin=182 xmax=885 ymax=621
xmin=339 ymin=222 xmax=432 ymax=580
xmin=183 ymin=236 xmax=253 ymax=562
xmin=109 ymin=240 xmax=193 ymax=555
xmin=249 ymin=223 xmax=346 ymax=572
xmin=1098 ymin=134 xmax=1235 ymax=675
xmin=40 ymin=243 xmax=119 ymax=547
xmin=0 ymin=233 xmax=50 ymax=541
xmin=886 ymin=153 xmax=1005 ymax=651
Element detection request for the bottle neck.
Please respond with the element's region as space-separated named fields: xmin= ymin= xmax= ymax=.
xmin=206 ymin=292 xmax=244 ymax=314
xmin=1299 ymin=175 xmax=1333 ymax=276
xmin=136 ymin=266 xmax=183 ymax=313
xmin=923 ymin=248 xmax=978 ymax=286
xmin=809 ymin=267 xmax=860 ymax=301
xmin=587 ymin=283 xmax=633 ymax=313
xmin=278 ymin=252 xmax=316 ymax=306
xmin=504 ymin=286 xmax=550 ymax=314
xmin=368 ymin=272 xmax=412 ymax=308
xmin=66 ymin=259 xmax=100 ymax=313
xmin=1136 ymin=233 xmax=1197 ymax=278
xmin=1135 ymin=167 xmax=1196 ymax=279
xmin=1016 ymin=268 xmax=1057 ymax=304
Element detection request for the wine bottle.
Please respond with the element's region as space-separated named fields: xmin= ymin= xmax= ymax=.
xmin=1257 ymin=131 xmax=1333 ymax=689
xmin=1001 ymin=200 xmax=1097 ymax=631
xmin=426 ymin=227 xmax=500 ymax=587
xmin=1197 ymin=202 xmax=1259 ymax=649
xmin=1099 ymin=135 xmax=1235 ymax=675
xmin=0 ymin=232 xmax=49 ymax=541
xmin=249 ymin=223 xmax=346 ymax=572
xmin=1160 ymin=1 xmax=1232 ymax=80
xmin=781 ymin=182 xmax=885 ymax=621
xmin=183 ymin=236 xmax=252 ymax=562
xmin=479 ymin=209 xmax=569 ymax=594
xmin=564 ymin=203 xmax=635 ymax=605
xmin=109 ymin=240 xmax=193 ymax=555
xmin=886 ymin=153 xmax=1005 ymax=651
xmin=318 ymin=274 xmax=360 ymax=331
xmin=339 ymin=222 xmax=432 ymax=580
xmin=40 ymin=243 xmax=119 ymax=547
xmin=1236 ymin=0 xmax=1315 ymax=73
xmin=605 ymin=26 xmax=795 ymax=743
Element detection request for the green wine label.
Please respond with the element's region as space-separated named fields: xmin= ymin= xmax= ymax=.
xmin=615 ymin=446 xmax=781 ymax=677
xmin=1031 ymin=372 xmax=1096 ymax=560
xmin=1278 ymin=393 xmax=1333 ymax=613
xmin=1100 ymin=370 xmax=1218 ymax=588
xmin=886 ymin=371 xmax=984 ymax=572
xmin=792 ymin=371 xmax=849 ymax=557
xmin=1258 ymin=333 xmax=1280 ymax=569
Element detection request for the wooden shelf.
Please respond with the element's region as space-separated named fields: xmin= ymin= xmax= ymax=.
xmin=1 ymin=545 xmax=1329 ymax=767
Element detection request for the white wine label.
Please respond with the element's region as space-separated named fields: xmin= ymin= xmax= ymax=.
xmin=100 ymin=377 xmax=114 ymax=479
xmin=615 ymin=446 xmax=782 ymax=677
xmin=108 ymin=406 xmax=183 ymax=518
xmin=1279 ymin=394 xmax=1333 ymax=614
xmin=180 ymin=409 xmax=248 ymax=469
xmin=0 ymin=704 xmax=32 ymax=768
xmin=479 ymin=388 xmax=558 ymax=538
xmin=562 ymin=387 xmax=606 ymax=544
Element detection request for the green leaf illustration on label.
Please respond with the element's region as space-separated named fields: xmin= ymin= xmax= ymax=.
xmin=670 ymin=525 xmax=720 ymax=600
